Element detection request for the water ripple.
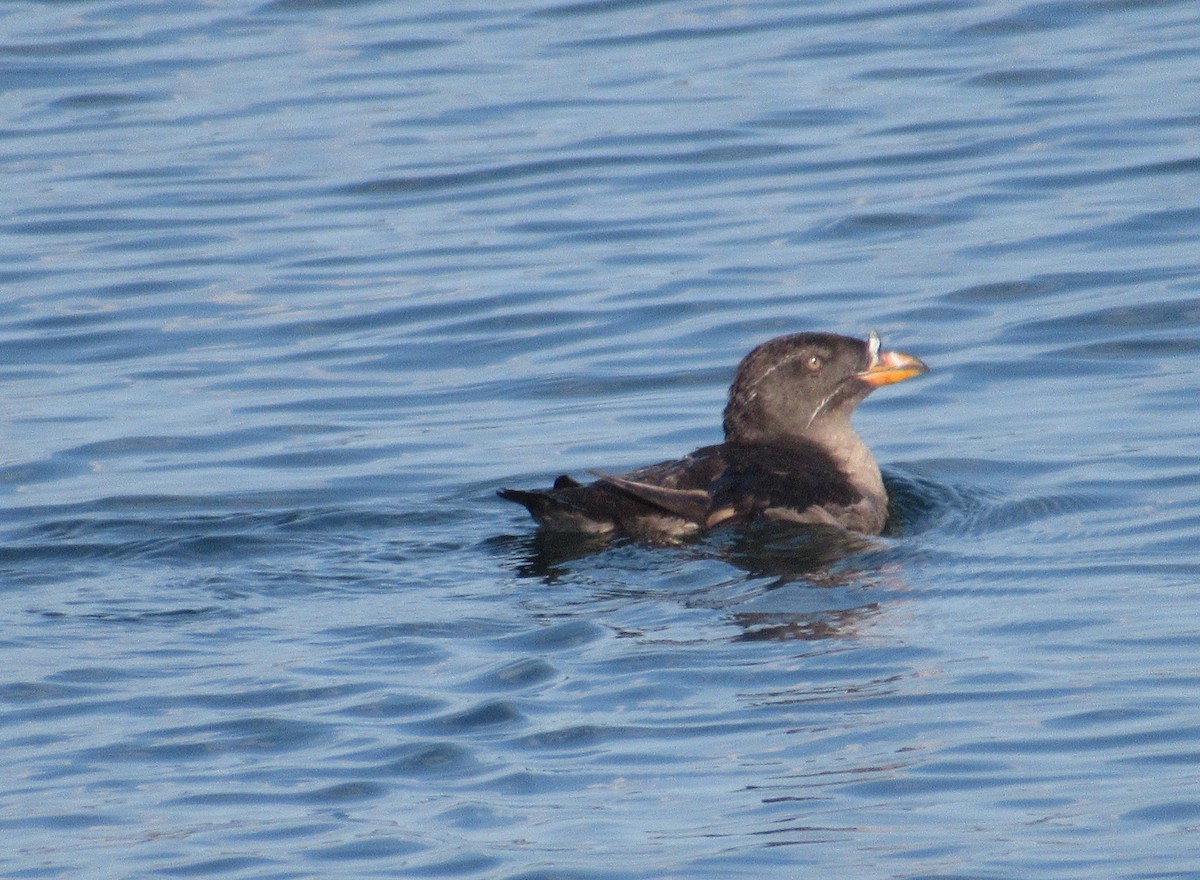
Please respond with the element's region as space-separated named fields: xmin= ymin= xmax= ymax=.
xmin=3 ymin=1 xmax=1200 ymax=878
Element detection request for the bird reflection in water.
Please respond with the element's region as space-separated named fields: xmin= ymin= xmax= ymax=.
xmin=498 ymin=515 xmax=906 ymax=643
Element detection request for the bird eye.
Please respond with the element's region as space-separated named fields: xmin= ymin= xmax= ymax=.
xmin=806 ymin=355 xmax=822 ymax=372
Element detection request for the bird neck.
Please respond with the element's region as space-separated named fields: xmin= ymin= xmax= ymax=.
xmin=804 ymin=421 xmax=885 ymax=501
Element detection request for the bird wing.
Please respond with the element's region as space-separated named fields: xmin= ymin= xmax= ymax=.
xmin=713 ymin=441 xmax=861 ymax=520
xmin=587 ymin=444 xmax=730 ymax=525
xmin=588 ymin=471 xmax=712 ymax=524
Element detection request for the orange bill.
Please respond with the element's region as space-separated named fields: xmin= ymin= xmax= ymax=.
xmin=857 ymin=347 xmax=928 ymax=388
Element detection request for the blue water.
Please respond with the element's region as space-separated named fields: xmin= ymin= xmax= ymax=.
xmin=4 ymin=1 xmax=1200 ymax=877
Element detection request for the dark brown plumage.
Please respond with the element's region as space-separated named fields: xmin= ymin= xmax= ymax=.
xmin=499 ymin=331 xmax=927 ymax=541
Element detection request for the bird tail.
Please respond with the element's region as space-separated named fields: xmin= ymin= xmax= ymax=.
xmin=497 ymin=478 xmax=613 ymax=534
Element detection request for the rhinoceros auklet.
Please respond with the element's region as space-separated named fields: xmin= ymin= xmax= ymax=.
xmin=499 ymin=331 xmax=927 ymax=541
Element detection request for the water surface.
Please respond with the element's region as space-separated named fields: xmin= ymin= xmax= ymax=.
xmin=3 ymin=1 xmax=1200 ymax=878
